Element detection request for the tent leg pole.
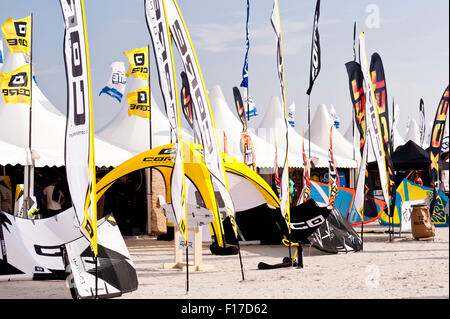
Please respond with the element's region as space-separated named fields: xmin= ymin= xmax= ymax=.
xmin=297 ymin=244 xmax=303 ymax=269
xmin=237 ymin=239 xmax=245 ymax=281
xmin=145 ymin=168 xmax=152 ymax=235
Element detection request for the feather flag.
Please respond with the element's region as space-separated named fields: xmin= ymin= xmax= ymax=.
xmin=271 ymin=0 xmax=290 ymax=228
xmin=370 ymin=52 xmax=395 ymax=211
xmin=288 ymin=100 xmax=295 ymax=128
xmin=244 ymin=94 xmax=258 ymax=119
xmin=273 ymin=134 xmax=281 ymax=193
xmin=180 ymin=71 xmax=194 ymax=129
xmin=60 ymin=0 xmax=98 ymax=256
xmin=240 ymin=132 xmax=255 ymax=170
xmin=99 ymin=61 xmax=126 ymax=103
xmin=1 ymin=15 xmax=31 ymax=56
xmin=233 ymin=86 xmax=247 ymax=132
xmin=300 ymin=130 xmax=312 ymax=204
xmin=164 ymin=0 xmax=239 ymax=243
xmin=345 ymin=61 xmax=366 ymax=152
xmin=306 ymin=0 xmax=321 ymax=96
xmin=419 ymin=98 xmax=425 ymax=147
xmin=0 ymin=40 xmax=4 ymax=71
xmin=359 ymin=31 xmax=391 ymax=216
xmin=328 ymin=126 xmax=340 ymax=206
xmin=233 ymin=86 xmax=255 ymax=169
xmin=240 ymin=0 xmax=250 ymax=89
xmin=429 ymin=85 xmax=449 ymax=214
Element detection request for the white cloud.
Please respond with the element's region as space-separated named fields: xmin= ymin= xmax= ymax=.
xmin=189 ymin=18 xmax=313 ymax=56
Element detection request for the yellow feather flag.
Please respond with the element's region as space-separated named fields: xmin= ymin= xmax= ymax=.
xmin=123 ymin=47 xmax=149 ymax=80
xmin=0 ymin=64 xmax=32 ymax=105
xmin=127 ymin=86 xmax=150 ymax=118
xmin=2 ymin=16 xmax=32 ymax=55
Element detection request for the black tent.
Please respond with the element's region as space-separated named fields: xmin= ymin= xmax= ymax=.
xmin=368 ymin=140 xmax=429 ymax=171
xmin=368 ymin=140 xmax=448 ymax=171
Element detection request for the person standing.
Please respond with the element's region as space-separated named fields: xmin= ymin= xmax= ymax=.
xmin=43 ymin=178 xmax=65 ymax=218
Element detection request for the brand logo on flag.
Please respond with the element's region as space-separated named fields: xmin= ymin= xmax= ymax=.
xmin=127 ymin=86 xmax=150 ymax=118
xmin=2 ymin=16 xmax=31 ymax=55
xmin=124 ymin=47 xmax=149 ymax=80
xmin=0 ymin=64 xmax=31 ymax=105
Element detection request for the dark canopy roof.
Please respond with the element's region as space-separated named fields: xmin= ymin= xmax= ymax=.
xmin=368 ymin=140 xmax=428 ymax=171
xmin=368 ymin=140 xmax=448 ymax=171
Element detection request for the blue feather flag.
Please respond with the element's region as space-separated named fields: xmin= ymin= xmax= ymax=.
xmin=240 ymin=0 xmax=250 ymax=88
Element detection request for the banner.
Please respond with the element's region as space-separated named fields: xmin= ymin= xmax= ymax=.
xmin=288 ymin=100 xmax=295 ymax=127
xmin=164 ymin=0 xmax=238 ymax=241
xmin=353 ymin=122 xmax=369 ymax=218
xmin=306 ymin=0 xmax=321 ymax=96
xmin=419 ymin=98 xmax=425 ymax=147
xmin=233 ymin=86 xmax=247 ymax=132
xmin=244 ymin=94 xmax=258 ymax=118
xmin=0 ymin=40 xmax=4 ymax=71
xmin=60 ymin=0 xmax=97 ymax=255
xmin=124 ymin=47 xmax=149 ymax=81
xmin=240 ymin=132 xmax=255 ymax=170
xmin=328 ymin=126 xmax=340 ymax=206
xmin=345 ymin=61 xmax=365 ymax=151
xmin=180 ymin=71 xmax=193 ymax=127
xmin=300 ymin=130 xmax=311 ymax=204
xmin=0 ymin=64 xmax=32 ymax=105
xmin=329 ymin=105 xmax=340 ymax=129
xmin=359 ymin=31 xmax=390 ymax=215
xmin=99 ymin=61 xmax=126 ymax=102
xmin=2 ymin=15 xmax=31 ymax=55
xmin=145 ymin=0 xmax=188 ymax=241
xmin=429 ymin=85 xmax=449 ymax=214
xmin=273 ymin=134 xmax=281 ymax=193
xmin=271 ymin=0 xmax=290 ymax=227
xmin=240 ymin=0 xmax=250 ymax=89
xmin=126 ymin=86 xmax=151 ymax=119
xmin=370 ymin=52 xmax=395 ymax=209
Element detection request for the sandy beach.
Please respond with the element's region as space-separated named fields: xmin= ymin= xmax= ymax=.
xmin=0 ymin=224 xmax=448 ymax=301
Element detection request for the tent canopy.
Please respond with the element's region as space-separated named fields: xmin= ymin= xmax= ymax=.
xmin=368 ymin=140 xmax=431 ymax=171
xmin=0 ymin=53 xmax=133 ymax=167
xmin=209 ymin=85 xmax=277 ymax=169
xmin=250 ymin=96 xmax=357 ymax=168
xmin=96 ymin=142 xmax=280 ymax=248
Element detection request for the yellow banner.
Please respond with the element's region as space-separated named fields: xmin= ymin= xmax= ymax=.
xmin=2 ymin=16 xmax=32 ymax=55
xmin=124 ymin=47 xmax=149 ymax=80
xmin=127 ymin=86 xmax=150 ymax=118
xmin=0 ymin=64 xmax=32 ymax=105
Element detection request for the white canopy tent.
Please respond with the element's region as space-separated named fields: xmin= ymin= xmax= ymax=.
xmin=96 ymin=76 xmax=194 ymax=155
xmin=404 ymin=119 xmax=422 ymax=147
xmin=0 ymin=53 xmax=134 ymax=168
xmin=305 ymin=103 xmax=360 ymax=167
xmin=208 ymin=85 xmax=276 ymax=169
xmin=250 ymin=96 xmax=357 ymax=169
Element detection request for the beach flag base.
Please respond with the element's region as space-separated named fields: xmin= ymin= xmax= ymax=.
xmin=162 ymin=226 xmax=214 ymax=272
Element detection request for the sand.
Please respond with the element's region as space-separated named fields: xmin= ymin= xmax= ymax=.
xmin=0 ymin=225 xmax=448 ymax=300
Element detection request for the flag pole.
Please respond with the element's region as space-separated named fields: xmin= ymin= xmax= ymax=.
xmin=307 ymin=94 xmax=311 ymax=159
xmin=237 ymin=239 xmax=245 ymax=281
xmin=25 ymin=13 xmax=34 ymax=218
xmin=147 ymin=45 xmax=153 ymax=235
xmin=185 ymin=243 xmax=189 ymax=293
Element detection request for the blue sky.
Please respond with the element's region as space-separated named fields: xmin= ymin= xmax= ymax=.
xmin=1 ymin=0 xmax=448 ymax=138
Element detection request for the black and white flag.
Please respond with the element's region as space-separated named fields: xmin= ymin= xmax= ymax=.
xmin=306 ymin=0 xmax=321 ymax=95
